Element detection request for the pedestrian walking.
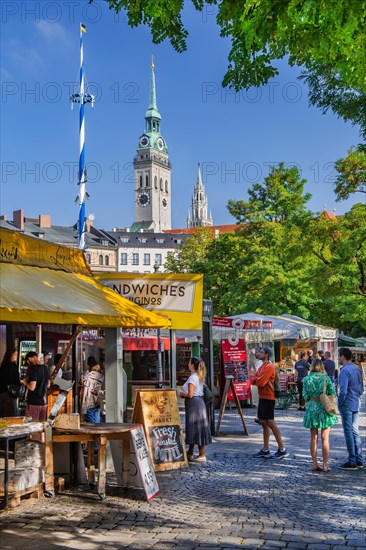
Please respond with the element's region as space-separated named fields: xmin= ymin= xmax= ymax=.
xmin=0 ymin=348 xmax=21 ymax=417
xmin=294 ymin=351 xmax=310 ymax=411
xmin=180 ymin=357 xmax=212 ymax=462
xmin=338 ymin=347 xmax=364 ymax=470
xmin=302 ymin=359 xmax=338 ymax=472
xmin=22 ymin=351 xmax=50 ymax=421
xmin=251 ymin=347 xmax=288 ymax=459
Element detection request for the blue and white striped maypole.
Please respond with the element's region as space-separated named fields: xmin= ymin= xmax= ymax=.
xmin=71 ymin=23 xmax=94 ymax=249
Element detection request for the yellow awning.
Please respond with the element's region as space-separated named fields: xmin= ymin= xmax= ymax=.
xmin=0 ymin=263 xmax=171 ymax=328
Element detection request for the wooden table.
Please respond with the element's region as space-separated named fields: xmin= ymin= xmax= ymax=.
xmin=52 ymin=423 xmax=139 ymax=500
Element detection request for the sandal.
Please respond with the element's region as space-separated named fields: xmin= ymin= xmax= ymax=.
xmin=311 ymin=466 xmax=322 ymax=472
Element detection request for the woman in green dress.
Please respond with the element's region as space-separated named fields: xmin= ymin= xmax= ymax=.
xmin=303 ymin=359 xmax=338 ymax=472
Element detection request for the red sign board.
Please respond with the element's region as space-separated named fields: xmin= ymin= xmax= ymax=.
xmin=123 ymin=337 xmax=170 ymax=351
xmin=221 ymin=338 xmax=251 ymax=401
xmin=213 ymin=317 xmax=273 ymax=330
xmin=212 ymin=317 xmax=235 ymax=328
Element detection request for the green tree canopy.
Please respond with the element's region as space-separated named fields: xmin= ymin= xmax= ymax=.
xmin=307 ymin=204 xmax=366 ymax=334
xmin=334 ymin=144 xmax=366 ymax=201
xmin=164 ymin=227 xmax=213 ymax=274
xmin=300 ymin=64 xmax=366 ymax=139
xmin=227 ymin=163 xmax=311 ymax=226
xmin=163 ymin=162 xmax=365 ymax=334
xmin=104 ymin=1 xmax=366 ymax=92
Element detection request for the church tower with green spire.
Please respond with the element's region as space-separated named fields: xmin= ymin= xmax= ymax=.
xmin=133 ymin=58 xmax=172 ymax=231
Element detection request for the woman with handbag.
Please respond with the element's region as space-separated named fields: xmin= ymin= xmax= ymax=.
xmin=302 ymin=359 xmax=338 ymax=472
xmin=180 ymin=357 xmax=212 ymax=462
xmin=0 ymin=348 xmax=21 ymax=417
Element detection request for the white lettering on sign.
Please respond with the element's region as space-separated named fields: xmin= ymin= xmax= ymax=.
xmin=130 ymin=426 xmax=159 ymax=501
xmin=102 ymin=278 xmax=196 ymax=313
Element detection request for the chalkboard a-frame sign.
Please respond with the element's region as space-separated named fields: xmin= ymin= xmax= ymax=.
xmin=132 ymin=389 xmax=188 ymax=472
xmin=130 ymin=425 xmax=160 ymax=501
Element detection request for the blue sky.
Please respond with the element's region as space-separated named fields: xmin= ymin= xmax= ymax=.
xmin=1 ymin=1 xmax=361 ymax=230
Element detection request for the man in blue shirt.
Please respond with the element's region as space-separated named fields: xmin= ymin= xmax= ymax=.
xmin=338 ymin=348 xmax=364 ymax=470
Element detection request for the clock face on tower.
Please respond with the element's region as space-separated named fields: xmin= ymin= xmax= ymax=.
xmin=139 ymin=135 xmax=150 ymax=148
xmin=161 ymin=197 xmax=168 ymax=209
xmin=157 ymin=137 xmax=164 ymax=151
xmin=137 ymin=191 xmax=150 ymax=207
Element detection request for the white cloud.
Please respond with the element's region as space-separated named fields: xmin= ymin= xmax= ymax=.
xmin=36 ymin=21 xmax=70 ymax=47
xmin=5 ymin=38 xmax=43 ymax=71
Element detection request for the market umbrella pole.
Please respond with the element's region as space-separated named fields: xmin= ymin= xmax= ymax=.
xmin=157 ymin=328 xmax=163 ymax=384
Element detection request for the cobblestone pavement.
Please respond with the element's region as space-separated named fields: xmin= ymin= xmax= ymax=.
xmin=1 ymin=405 xmax=365 ymax=550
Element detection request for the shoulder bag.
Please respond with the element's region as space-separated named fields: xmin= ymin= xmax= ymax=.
xmin=7 ymin=384 xmax=20 ymax=399
xmin=203 ymin=383 xmax=214 ymax=404
xmin=268 ymin=370 xmax=281 ymax=398
xmin=319 ymin=375 xmax=338 ymax=415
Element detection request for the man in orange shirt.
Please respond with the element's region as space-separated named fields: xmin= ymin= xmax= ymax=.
xmin=251 ymin=347 xmax=288 ymax=459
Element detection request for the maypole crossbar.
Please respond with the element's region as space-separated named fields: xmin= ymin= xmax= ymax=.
xmin=71 ymin=23 xmax=94 ymax=250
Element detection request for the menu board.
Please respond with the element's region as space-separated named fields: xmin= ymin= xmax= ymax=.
xmin=132 ymin=389 xmax=187 ymax=471
xmin=130 ymin=425 xmax=160 ymax=501
xmin=148 ymin=424 xmax=184 ymax=464
xmin=221 ymin=338 xmax=251 ymax=401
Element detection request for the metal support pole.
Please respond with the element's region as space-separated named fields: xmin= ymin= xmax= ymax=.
xmin=202 ymin=319 xmax=215 ymax=435
xmin=157 ymin=328 xmax=163 ymax=383
xmin=170 ymin=329 xmax=177 ymax=388
xmin=36 ymin=324 xmax=42 ymax=356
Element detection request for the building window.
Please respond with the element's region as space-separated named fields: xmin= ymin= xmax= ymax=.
xmin=145 ymin=174 xmax=149 ymax=187
xmin=160 ymin=178 xmax=163 ymax=191
xmin=120 ymin=253 xmax=128 ymax=265
xmin=165 ymin=180 xmax=168 ymax=193
xmin=105 ymin=256 xmax=109 ymax=266
xmin=99 ymin=255 xmax=103 ymax=266
xmin=132 ymin=253 xmax=139 ymax=265
xmin=143 ymin=253 xmax=150 ymax=266
xmin=154 ymin=176 xmax=158 ymax=189
xmin=86 ymin=253 xmax=91 ymax=263
xmin=139 ymin=175 xmax=143 ymax=188
xmin=156 ymin=238 xmax=165 ymax=244
xmin=138 ymin=237 xmax=147 ymax=243
xmin=155 ymin=253 xmax=162 ymax=266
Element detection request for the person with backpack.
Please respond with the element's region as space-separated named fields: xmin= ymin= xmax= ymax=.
xmin=250 ymin=347 xmax=288 ymax=459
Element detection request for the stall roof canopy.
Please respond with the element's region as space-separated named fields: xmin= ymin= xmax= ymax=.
xmin=224 ymin=313 xmax=338 ymax=341
xmin=0 ymin=228 xmax=170 ymax=328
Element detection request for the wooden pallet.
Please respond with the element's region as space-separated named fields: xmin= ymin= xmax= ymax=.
xmin=0 ymin=483 xmax=43 ymax=509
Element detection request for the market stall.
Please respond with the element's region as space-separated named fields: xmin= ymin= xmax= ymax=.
xmin=0 ymin=227 xmax=170 ymax=505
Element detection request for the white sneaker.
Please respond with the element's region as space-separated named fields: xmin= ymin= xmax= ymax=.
xmin=192 ymin=456 xmax=207 ymax=462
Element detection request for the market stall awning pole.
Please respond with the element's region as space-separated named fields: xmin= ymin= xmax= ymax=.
xmin=51 ymin=326 xmax=82 ymax=384
xmin=170 ymin=329 xmax=177 ymax=388
xmin=157 ymin=328 xmax=163 ymax=383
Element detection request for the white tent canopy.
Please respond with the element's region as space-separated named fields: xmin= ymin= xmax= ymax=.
xmin=212 ymin=313 xmax=337 ymax=342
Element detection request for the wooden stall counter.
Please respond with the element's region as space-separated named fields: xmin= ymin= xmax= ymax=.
xmin=52 ymin=423 xmax=144 ymax=500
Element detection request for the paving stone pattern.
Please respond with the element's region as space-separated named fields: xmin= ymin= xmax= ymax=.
xmin=1 ymin=404 xmax=365 ymax=549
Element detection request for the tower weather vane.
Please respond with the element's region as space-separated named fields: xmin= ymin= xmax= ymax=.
xmin=71 ymin=23 xmax=94 ymax=250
